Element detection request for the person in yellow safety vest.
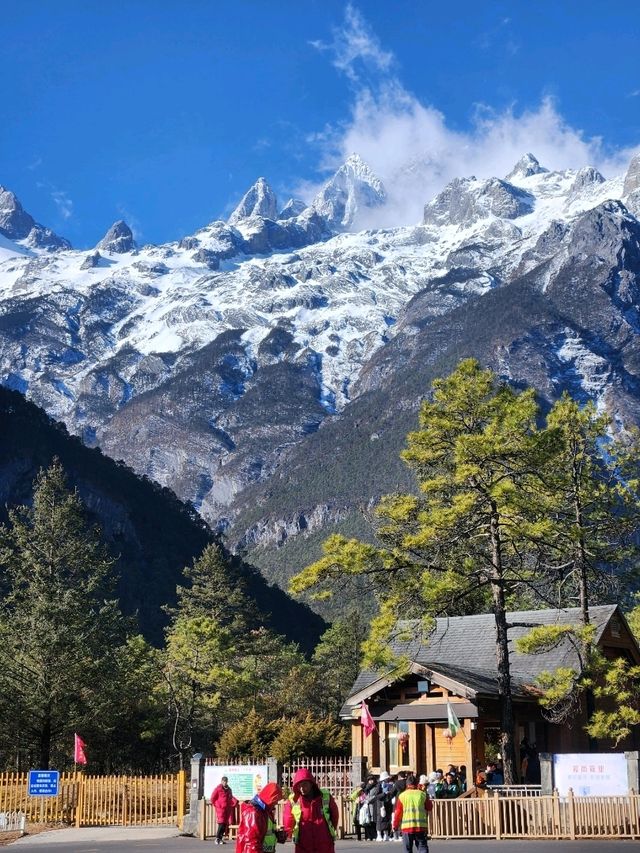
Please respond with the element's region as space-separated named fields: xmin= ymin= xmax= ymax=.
xmin=283 ymin=768 xmax=339 ymax=853
xmin=391 ymin=773 xmax=432 ymax=853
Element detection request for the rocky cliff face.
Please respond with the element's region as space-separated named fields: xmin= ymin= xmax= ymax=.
xmin=1 ymin=152 xmax=640 ymax=595
xmin=0 ymin=185 xmax=70 ymax=250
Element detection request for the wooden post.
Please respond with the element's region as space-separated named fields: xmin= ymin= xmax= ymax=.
xmin=176 ymin=769 xmax=186 ymax=829
xmin=552 ymin=789 xmax=561 ymax=839
xmin=425 ymin=724 xmax=434 ymax=775
xmin=75 ymin=772 xmax=84 ymax=829
xmin=199 ymin=797 xmax=206 ymax=841
xmin=408 ymin=722 xmax=418 ymax=772
xmin=567 ymin=788 xmax=576 ymax=840
xmin=493 ymin=791 xmax=501 ymax=840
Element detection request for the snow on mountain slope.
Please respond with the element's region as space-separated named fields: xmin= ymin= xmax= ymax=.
xmin=0 ymin=153 xmax=638 ymax=525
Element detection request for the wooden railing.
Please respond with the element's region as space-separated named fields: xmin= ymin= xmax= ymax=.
xmin=200 ymin=791 xmax=640 ymax=841
xmin=431 ymin=791 xmax=640 ymax=840
xmin=0 ymin=771 xmax=186 ymax=828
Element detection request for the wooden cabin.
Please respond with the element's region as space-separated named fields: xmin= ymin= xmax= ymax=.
xmin=341 ymin=605 xmax=640 ymax=776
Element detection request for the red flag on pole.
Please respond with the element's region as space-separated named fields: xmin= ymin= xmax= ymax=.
xmin=74 ymin=733 xmax=88 ymax=765
xmin=360 ymin=701 xmax=377 ymax=737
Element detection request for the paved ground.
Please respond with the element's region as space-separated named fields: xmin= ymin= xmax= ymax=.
xmin=8 ymin=831 xmax=640 ymax=852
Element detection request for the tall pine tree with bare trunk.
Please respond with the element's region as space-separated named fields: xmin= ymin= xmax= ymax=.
xmin=292 ymin=360 xmax=556 ymax=783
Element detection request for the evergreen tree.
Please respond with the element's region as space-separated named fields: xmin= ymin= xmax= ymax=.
xmin=312 ymin=611 xmax=368 ymax=718
xmin=517 ymin=397 xmax=640 ymax=729
xmin=292 ymin=360 xmax=556 ymax=782
xmin=161 ymin=614 xmax=235 ymax=768
xmin=171 ymin=542 xmax=261 ymax=633
xmin=0 ymin=461 xmax=126 ymax=769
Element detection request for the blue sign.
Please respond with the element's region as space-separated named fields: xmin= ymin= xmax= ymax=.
xmin=28 ymin=770 xmax=60 ymax=797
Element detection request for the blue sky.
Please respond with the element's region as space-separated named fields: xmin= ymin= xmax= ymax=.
xmin=2 ymin=1 xmax=639 ymax=247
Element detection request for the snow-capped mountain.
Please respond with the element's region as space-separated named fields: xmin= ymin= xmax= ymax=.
xmin=1 ymin=152 xmax=640 ymax=569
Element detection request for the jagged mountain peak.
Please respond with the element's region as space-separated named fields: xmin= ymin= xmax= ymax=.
xmin=278 ymin=198 xmax=307 ymax=220
xmin=97 ymin=220 xmax=136 ymax=254
xmin=623 ymin=152 xmax=640 ymax=197
xmin=228 ymin=177 xmax=278 ymax=225
xmin=309 ymin=153 xmax=386 ymax=230
xmin=0 ymin=184 xmax=70 ymax=251
xmin=423 ymin=174 xmax=533 ymax=227
xmin=505 ymin=153 xmax=548 ymax=181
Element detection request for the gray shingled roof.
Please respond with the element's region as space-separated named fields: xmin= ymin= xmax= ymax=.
xmin=342 ymin=605 xmax=619 ymax=715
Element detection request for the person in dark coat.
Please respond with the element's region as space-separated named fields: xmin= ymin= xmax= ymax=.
xmin=369 ymin=771 xmax=394 ymax=841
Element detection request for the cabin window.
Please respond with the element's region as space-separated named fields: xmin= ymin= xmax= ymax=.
xmin=389 ymin=721 xmax=410 ymax=767
xmin=610 ymin=617 xmax=621 ymax=638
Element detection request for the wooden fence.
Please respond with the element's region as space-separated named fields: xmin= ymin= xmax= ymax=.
xmin=0 ymin=771 xmax=186 ymax=828
xmin=201 ymin=791 xmax=640 ymax=841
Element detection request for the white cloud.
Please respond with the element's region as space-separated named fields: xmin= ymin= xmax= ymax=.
xmin=37 ymin=181 xmax=74 ymax=221
xmin=310 ymin=3 xmax=393 ymax=82
xmin=51 ymin=189 xmax=73 ymax=220
xmin=302 ymin=6 xmax=639 ymax=228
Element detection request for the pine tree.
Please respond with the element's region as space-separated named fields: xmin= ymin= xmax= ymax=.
xmin=517 ymin=397 xmax=640 ymax=731
xmin=0 ymin=461 xmax=125 ymax=769
xmin=292 ymin=360 xmax=556 ymax=782
xmin=312 ymin=611 xmax=368 ymax=718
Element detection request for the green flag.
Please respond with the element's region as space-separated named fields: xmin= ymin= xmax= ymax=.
xmin=447 ymin=701 xmax=461 ymax=738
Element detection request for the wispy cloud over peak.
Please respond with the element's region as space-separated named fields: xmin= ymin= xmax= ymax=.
xmin=310 ymin=3 xmax=393 ymax=82
xmin=301 ymin=8 xmax=638 ymax=229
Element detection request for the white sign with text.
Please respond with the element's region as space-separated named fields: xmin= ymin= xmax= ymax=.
xmin=553 ymin=753 xmax=628 ymax=796
xmin=204 ymin=764 xmax=269 ymax=801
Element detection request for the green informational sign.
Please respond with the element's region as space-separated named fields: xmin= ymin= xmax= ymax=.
xmin=204 ymin=764 xmax=269 ymax=801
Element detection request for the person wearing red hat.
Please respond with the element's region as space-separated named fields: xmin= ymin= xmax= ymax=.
xmin=236 ymin=782 xmax=285 ymax=853
xmin=283 ymin=768 xmax=339 ymax=853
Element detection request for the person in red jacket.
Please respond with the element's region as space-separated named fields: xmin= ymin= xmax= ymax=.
xmin=236 ymin=782 xmax=284 ymax=853
xmin=211 ymin=776 xmax=239 ymax=845
xmin=283 ymin=768 xmax=339 ymax=853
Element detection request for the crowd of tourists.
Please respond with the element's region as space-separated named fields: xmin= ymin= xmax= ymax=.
xmin=352 ymin=770 xmax=433 ymax=850
xmin=351 ymin=766 xmax=466 ymax=843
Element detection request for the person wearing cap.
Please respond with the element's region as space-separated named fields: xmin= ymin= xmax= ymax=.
xmin=392 ymin=772 xmax=431 ymax=853
xmin=211 ymin=776 xmax=239 ymax=845
xmin=236 ymin=782 xmax=285 ymax=853
xmin=283 ymin=768 xmax=339 ymax=853
xmin=370 ymin=771 xmax=394 ymax=842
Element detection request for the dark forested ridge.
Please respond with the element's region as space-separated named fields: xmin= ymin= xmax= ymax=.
xmin=0 ymin=386 xmax=325 ymax=650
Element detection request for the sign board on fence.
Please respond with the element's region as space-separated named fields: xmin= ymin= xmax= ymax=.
xmin=553 ymin=753 xmax=628 ymax=796
xmin=204 ymin=765 xmax=269 ymax=801
xmin=28 ymin=770 xmax=60 ymax=797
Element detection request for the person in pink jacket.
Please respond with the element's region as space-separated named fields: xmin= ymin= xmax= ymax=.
xmin=211 ymin=776 xmax=239 ymax=845
xmin=283 ymin=768 xmax=339 ymax=853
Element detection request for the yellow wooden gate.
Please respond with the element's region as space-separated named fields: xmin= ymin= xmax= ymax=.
xmin=0 ymin=770 xmax=186 ymax=828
